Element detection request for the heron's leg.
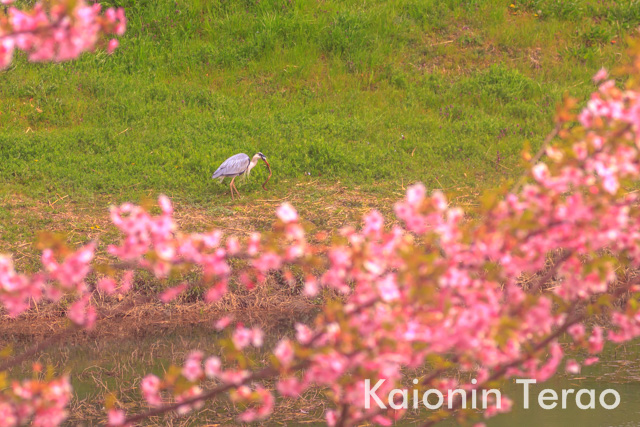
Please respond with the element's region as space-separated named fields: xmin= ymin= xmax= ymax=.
xmin=230 ymin=177 xmax=236 ymax=200
xmin=232 ymin=179 xmax=241 ymax=198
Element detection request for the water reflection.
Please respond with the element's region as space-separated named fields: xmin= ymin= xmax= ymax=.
xmin=16 ymin=321 xmax=640 ymax=425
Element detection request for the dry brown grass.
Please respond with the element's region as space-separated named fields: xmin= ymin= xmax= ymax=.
xmin=0 ymin=181 xmax=391 ymax=337
xmin=0 ymin=277 xmax=320 ymax=343
xmin=0 ymin=181 xmax=404 ymax=269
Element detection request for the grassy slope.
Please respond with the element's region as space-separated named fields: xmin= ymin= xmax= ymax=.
xmin=1 ymin=0 xmax=638 ymax=207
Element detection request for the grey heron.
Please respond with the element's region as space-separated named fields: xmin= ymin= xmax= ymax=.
xmin=212 ymin=152 xmax=270 ymax=199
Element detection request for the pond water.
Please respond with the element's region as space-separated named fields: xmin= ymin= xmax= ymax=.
xmin=487 ymin=376 xmax=640 ymax=426
xmin=443 ymin=342 xmax=640 ymax=426
xmin=12 ymin=322 xmax=640 ymax=425
xmin=395 ymin=371 xmax=640 ymax=426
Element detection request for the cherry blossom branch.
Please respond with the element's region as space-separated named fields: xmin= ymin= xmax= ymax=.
xmin=0 ymin=0 xmax=126 ymax=69
xmin=419 ymin=280 xmax=636 ymax=427
xmin=335 ymin=403 xmax=350 ymax=427
xmin=528 ymin=249 xmax=574 ymax=293
xmin=121 ymin=363 xmax=309 ymax=425
xmin=0 ymin=19 xmax=63 ymax=40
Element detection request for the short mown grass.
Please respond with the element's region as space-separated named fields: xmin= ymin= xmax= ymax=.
xmin=1 ymin=0 xmax=637 ymax=209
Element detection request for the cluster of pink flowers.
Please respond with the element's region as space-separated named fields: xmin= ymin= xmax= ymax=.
xmin=0 ymin=256 xmax=43 ymax=317
xmin=233 ymin=385 xmax=274 ymax=422
xmin=136 ymin=347 xmax=274 ymax=421
xmin=0 ymin=0 xmax=125 ymax=69
xmin=231 ymin=324 xmax=263 ymax=349
xmin=134 ymin=349 xmax=274 ymax=424
xmin=4 ymin=66 xmax=640 ymax=426
xmin=0 ymin=374 xmax=72 ymax=426
xmin=139 ymin=368 xmax=206 ymax=416
xmin=0 ymin=240 xmax=99 ymax=327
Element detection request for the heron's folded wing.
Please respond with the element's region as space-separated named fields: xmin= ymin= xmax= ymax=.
xmin=212 ymin=153 xmax=250 ymax=179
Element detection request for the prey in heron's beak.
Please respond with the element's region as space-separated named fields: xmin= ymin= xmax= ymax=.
xmin=262 ymin=158 xmax=272 ymax=190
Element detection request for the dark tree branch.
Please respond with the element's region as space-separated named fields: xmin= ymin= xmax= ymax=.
xmin=0 ymin=20 xmax=65 ymax=41
xmin=529 ymin=249 xmax=573 ymax=293
xmin=0 ymin=324 xmax=77 ymax=372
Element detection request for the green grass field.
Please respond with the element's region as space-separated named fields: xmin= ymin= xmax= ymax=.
xmin=2 ymin=0 xmax=638 ymax=208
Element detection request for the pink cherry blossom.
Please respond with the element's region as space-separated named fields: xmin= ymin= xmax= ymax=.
xmin=584 ymin=357 xmax=599 ymax=366
xmin=0 ymin=0 xmax=126 ymax=69
xmin=8 ymin=62 xmax=640 ymax=426
xmin=97 ymin=277 xmax=117 ymax=295
xmin=253 ymin=252 xmax=282 ymax=273
xmin=588 ymin=326 xmax=604 ymax=353
xmin=107 ymin=409 xmax=126 ymax=426
xmin=277 ymin=377 xmax=306 ymax=397
xmin=205 ymin=281 xmax=228 ymax=302
xmin=230 ymin=324 xmax=263 ymax=350
xmin=67 ymin=295 xmax=96 ymax=329
xmin=175 ymin=385 xmax=203 ymax=415
xmin=274 ymin=339 xmax=295 ymax=367
xmin=406 ymin=183 xmax=426 ymax=207
xmin=565 ymin=359 xmax=581 ymax=374
xmin=303 ymin=276 xmax=318 ymax=296
xmin=226 ymin=236 xmax=240 ymax=255
xmin=376 ymin=273 xmax=400 ymax=302
xmin=251 ymin=327 xmax=264 ymax=347
xmin=182 ymin=351 xmax=203 ymax=382
xmin=236 ymin=386 xmax=274 ymax=422
xmin=0 ymin=402 xmax=17 ymax=426
xmin=568 ymin=323 xmax=585 ymax=341
xmin=159 ymin=283 xmax=188 ymax=303
xmin=593 ymin=67 xmax=608 ymax=83
xmin=295 ymin=323 xmax=313 ymax=344
xmin=107 ymin=38 xmax=118 ymax=53
xmin=204 ymin=357 xmax=221 ymax=378
xmin=276 ymin=203 xmax=298 ymax=223
xmin=219 ymin=369 xmax=249 ymax=385
xmin=5 ymin=375 xmax=72 ymax=427
xmin=214 ymin=316 xmax=232 ymax=331
xmin=363 ymin=210 xmax=384 ymax=236
xmin=120 ymin=270 xmax=134 ymax=293
xmin=326 ymin=409 xmax=338 ymax=427
xmin=42 ymin=243 xmax=95 ymax=289
xmin=141 ymin=375 xmax=162 ymax=407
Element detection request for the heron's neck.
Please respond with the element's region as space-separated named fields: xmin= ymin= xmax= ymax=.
xmin=246 ymin=156 xmax=260 ymax=175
